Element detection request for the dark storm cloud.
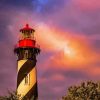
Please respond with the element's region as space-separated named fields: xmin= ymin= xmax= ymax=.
xmin=0 ymin=1 xmax=23 ymax=43
xmin=0 ymin=14 xmax=11 ymax=41
xmin=0 ymin=6 xmax=12 ymax=40
xmin=0 ymin=12 xmax=17 ymax=43
xmin=0 ymin=0 xmax=33 ymax=10
xmin=32 ymin=0 xmax=66 ymax=14
xmin=0 ymin=42 xmax=16 ymax=95
xmin=0 ymin=1 xmax=16 ymax=95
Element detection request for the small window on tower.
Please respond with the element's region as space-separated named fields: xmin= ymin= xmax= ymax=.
xmin=24 ymin=50 xmax=28 ymax=59
xmin=25 ymin=74 xmax=30 ymax=85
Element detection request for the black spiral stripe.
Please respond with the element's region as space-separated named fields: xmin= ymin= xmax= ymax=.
xmin=17 ymin=60 xmax=36 ymax=88
xmin=22 ymin=83 xmax=38 ymax=100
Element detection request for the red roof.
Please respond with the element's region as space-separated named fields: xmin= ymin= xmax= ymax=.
xmin=20 ymin=24 xmax=35 ymax=32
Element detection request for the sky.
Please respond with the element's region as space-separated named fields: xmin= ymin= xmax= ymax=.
xmin=0 ymin=0 xmax=100 ymax=100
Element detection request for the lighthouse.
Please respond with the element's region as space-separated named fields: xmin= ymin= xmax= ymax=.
xmin=14 ymin=24 xmax=40 ymax=100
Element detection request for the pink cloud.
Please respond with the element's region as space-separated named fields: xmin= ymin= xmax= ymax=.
xmin=72 ymin=0 xmax=100 ymax=10
xmin=0 ymin=3 xmax=100 ymax=99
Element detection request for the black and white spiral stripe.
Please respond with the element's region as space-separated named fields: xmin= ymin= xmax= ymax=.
xmin=17 ymin=59 xmax=38 ymax=100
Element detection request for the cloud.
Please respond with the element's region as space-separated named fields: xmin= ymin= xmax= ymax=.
xmin=32 ymin=0 xmax=66 ymax=14
xmin=0 ymin=0 xmax=100 ymax=100
xmin=72 ymin=0 xmax=100 ymax=10
xmin=0 ymin=0 xmax=33 ymax=10
xmin=2 ymin=16 xmax=99 ymax=100
xmin=34 ymin=0 xmax=100 ymax=37
xmin=0 ymin=42 xmax=16 ymax=95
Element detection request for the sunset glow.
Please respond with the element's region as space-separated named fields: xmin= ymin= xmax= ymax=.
xmin=0 ymin=0 xmax=100 ymax=100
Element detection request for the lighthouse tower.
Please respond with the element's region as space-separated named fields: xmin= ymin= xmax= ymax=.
xmin=14 ymin=24 xmax=40 ymax=100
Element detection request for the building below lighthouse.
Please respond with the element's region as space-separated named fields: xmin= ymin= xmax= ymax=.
xmin=14 ymin=24 xmax=40 ymax=100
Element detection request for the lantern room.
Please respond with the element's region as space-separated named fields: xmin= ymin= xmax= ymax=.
xmin=20 ymin=24 xmax=35 ymax=39
xmin=14 ymin=24 xmax=40 ymax=60
xmin=15 ymin=24 xmax=37 ymax=48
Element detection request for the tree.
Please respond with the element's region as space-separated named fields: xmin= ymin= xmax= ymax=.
xmin=0 ymin=91 xmax=21 ymax=100
xmin=62 ymin=81 xmax=100 ymax=100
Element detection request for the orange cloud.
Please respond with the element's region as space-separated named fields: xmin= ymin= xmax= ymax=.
xmin=35 ymin=23 xmax=99 ymax=71
xmin=10 ymin=13 xmax=99 ymax=79
xmin=35 ymin=23 xmax=70 ymax=52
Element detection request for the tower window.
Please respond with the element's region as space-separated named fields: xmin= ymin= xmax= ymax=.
xmin=25 ymin=74 xmax=30 ymax=85
xmin=24 ymin=50 xmax=28 ymax=59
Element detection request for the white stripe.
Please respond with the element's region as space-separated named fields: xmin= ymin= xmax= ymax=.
xmin=18 ymin=60 xmax=27 ymax=71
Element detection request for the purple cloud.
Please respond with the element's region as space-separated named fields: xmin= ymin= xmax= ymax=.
xmin=0 ymin=0 xmax=100 ymax=100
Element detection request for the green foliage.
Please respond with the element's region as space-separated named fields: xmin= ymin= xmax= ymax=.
xmin=0 ymin=91 xmax=21 ymax=100
xmin=62 ymin=81 xmax=100 ymax=100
